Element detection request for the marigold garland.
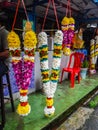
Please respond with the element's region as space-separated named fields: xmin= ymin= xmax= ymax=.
xmin=17 ymin=28 xmax=37 ymax=116
xmin=7 ymin=21 xmax=37 ymax=116
xmin=38 ymin=30 xmax=63 ymax=117
xmin=7 ymin=31 xmax=22 ymax=90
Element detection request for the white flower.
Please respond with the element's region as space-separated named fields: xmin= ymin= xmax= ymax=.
xmin=52 ymin=58 xmax=61 ymax=69
xmin=9 ymin=48 xmax=21 ymax=51
xmin=43 ymin=82 xmax=51 ymax=97
xmin=50 ymin=81 xmax=57 ymax=94
xmin=43 ymin=82 xmax=50 ymax=88
xmin=24 ymin=48 xmax=35 ymax=51
xmin=40 ymin=60 xmax=49 ymax=70
xmin=54 ymin=30 xmax=63 ymax=44
xmin=95 ymin=35 xmax=98 ymax=42
xmin=38 ymin=32 xmax=48 ymax=47
xmin=44 ymin=106 xmax=55 ymax=115
xmin=12 ymin=57 xmax=22 ymax=61
xmin=90 ymin=39 xmax=95 ymax=44
xmin=23 ymin=55 xmax=34 ymax=60
xmin=46 ymin=92 xmax=54 ymax=98
xmin=20 ymin=95 xmax=28 ymax=102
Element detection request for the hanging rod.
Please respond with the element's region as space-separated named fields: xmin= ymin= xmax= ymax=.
xmin=43 ymin=29 xmax=58 ymax=32
xmin=14 ymin=28 xmax=23 ymax=31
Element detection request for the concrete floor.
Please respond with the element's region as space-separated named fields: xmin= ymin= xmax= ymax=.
xmin=80 ymin=106 xmax=98 ymax=130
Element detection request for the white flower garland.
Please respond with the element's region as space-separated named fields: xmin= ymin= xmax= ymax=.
xmin=38 ymin=30 xmax=63 ymax=116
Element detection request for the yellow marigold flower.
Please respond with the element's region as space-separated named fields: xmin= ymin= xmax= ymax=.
xmin=39 ymin=47 xmax=48 ymax=52
xmin=53 ymin=53 xmax=61 ymax=57
xmin=40 ymin=55 xmax=48 ymax=60
xmin=7 ymin=31 xmax=21 ymax=49
xmin=54 ymin=45 xmax=62 ymax=50
xmin=69 ymin=17 xmax=75 ymax=24
xmin=42 ymin=78 xmax=50 ymax=82
xmin=61 ymin=16 xmax=69 ymax=25
xmin=46 ymin=98 xmax=53 ymax=107
xmin=24 ymin=30 xmax=37 ymax=49
xmin=20 ymin=89 xmax=28 ymax=93
xmin=17 ymin=103 xmax=31 ymax=116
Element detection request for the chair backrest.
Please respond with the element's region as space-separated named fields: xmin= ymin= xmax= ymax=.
xmin=67 ymin=52 xmax=84 ymax=69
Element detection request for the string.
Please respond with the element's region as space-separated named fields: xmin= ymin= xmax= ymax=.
xmin=52 ymin=0 xmax=60 ymax=29
xmin=12 ymin=0 xmax=29 ymax=31
xmin=66 ymin=0 xmax=71 ymax=17
xmin=42 ymin=0 xmax=51 ymax=31
xmin=66 ymin=0 xmax=69 ymax=16
xmin=68 ymin=0 xmax=71 ymax=17
xmin=42 ymin=0 xmax=60 ymax=31
xmin=21 ymin=0 xmax=29 ymax=21
xmin=12 ymin=0 xmax=20 ymax=31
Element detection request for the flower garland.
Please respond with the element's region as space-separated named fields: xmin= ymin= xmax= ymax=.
xmin=17 ymin=29 xmax=37 ymax=116
xmin=7 ymin=22 xmax=37 ymax=116
xmin=61 ymin=16 xmax=75 ymax=55
xmin=68 ymin=17 xmax=75 ymax=46
xmin=95 ymin=35 xmax=98 ymax=62
xmin=38 ymin=30 xmax=63 ymax=117
xmin=7 ymin=31 xmax=22 ymax=90
xmin=90 ymin=35 xmax=98 ymax=74
xmin=61 ymin=17 xmax=69 ymax=47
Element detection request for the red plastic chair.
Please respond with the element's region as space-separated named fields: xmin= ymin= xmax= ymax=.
xmin=60 ymin=52 xmax=84 ymax=88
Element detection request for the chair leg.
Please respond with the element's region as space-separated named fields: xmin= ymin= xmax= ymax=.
xmin=0 ymin=77 xmax=6 ymax=127
xmin=6 ymin=73 xmax=15 ymax=112
xmin=60 ymin=70 xmax=64 ymax=83
xmin=70 ymin=72 xmax=75 ymax=88
xmin=78 ymin=72 xmax=81 ymax=84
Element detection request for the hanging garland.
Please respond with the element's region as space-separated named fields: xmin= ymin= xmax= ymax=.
xmin=61 ymin=17 xmax=75 ymax=56
xmin=61 ymin=0 xmax=75 ymax=55
xmin=61 ymin=16 xmax=70 ymax=55
xmin=90 ymin=35 xmax=98 ymax=74
xmin=38 ymin=30 xmax=63 ymax=117
xmin=7 ymin=21 xmax=37 ymax=116
xmin=68 ymin=17 xmax=75 ymax=46
xmin=95 ymin=35 xmax=98 ymax=65
xmin=90 ymin=39 xmax=95 ymax=70
xmin=7 ymin=31 xmax=22 ymax=90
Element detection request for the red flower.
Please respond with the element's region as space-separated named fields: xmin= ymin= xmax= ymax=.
xmin=20 ymin=102 xmax=28 ymax=106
